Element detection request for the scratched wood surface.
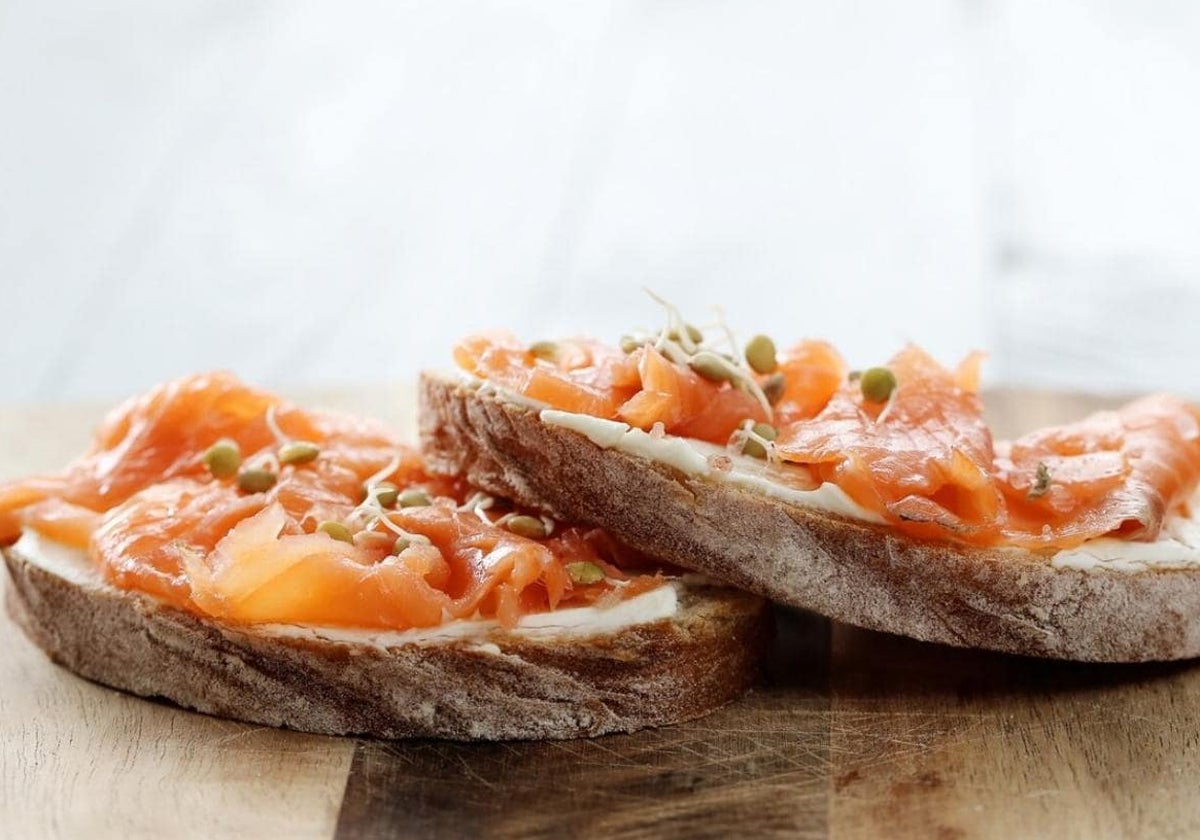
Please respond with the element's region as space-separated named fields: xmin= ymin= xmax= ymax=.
xmin=4 ymin=386 xmax=1200 ymax=840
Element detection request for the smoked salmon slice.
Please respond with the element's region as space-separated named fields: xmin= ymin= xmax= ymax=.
xmin=457 ymin=328 xmax=1200 ymax=551
xmin=996 ymin=394 xmax=1200 ymax=548
xmin=453 ymin=333 xmax=841 ymax=443
xmin=773 ymin=340 xmax=849 ymax=425
xmin=616 ymin=344 xmax=768 ymax=440
xmin=0 ymin=373 xmax=664 ymax=631
xmin=775 ymin=346 xmax=1004 ymax=543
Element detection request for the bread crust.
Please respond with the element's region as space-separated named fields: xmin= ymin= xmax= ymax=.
xmin=3 ymin=544 xmax=769 ymax=740
xmin=419 ymin=373 xmax=1200 ymax=662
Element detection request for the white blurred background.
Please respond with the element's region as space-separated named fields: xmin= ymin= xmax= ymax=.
xmin=2 ymin=0 xmax=1199 ymax=405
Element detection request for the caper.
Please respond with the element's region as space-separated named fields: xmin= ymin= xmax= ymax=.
xmin=203 ymin=439 xmax=242 ymax=479
xmin=529 ymin=340 xmax=558 ymax=361
xmin=278 ymin=440 xmax=320 ymax=466
xmin=565 ymin=561 xmax=605 ymax=585
xmin=398 ymin=488 xmax=432 ymax=508
xmin=742 ymin=439 xmax=767 ymax=459
xmin=859 ymin=366 xmax=898 ymax=403
xmin=317 ymin=520 xmax=353 ymax=543
xmin=236 ymin=467 xmax=277 ymax=494
xmin=742 ymin=423 xmax=777 ymax=459
xmin=668 ymin=324 xmax=704 ymax=344
xmin=688 ymin=351 xmax=735 ymax=383
xmin=744 ymin=334 xmax=778 ymax=374
xmin=762 ymin=372 xmax=786 ymax=405
xmin=506 ymin=515 xmax=547 ymax=539
xmin=372 ymin=481 xmax=400 ymax=508
xmin=753 ymin=422 xmax=778 ymax=441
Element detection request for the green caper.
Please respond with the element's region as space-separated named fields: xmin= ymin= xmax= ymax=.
xmin=373 ymin=481 xmax=400 ymax=508
xmin=317 ymin=520 xmax=353 ymax=543
xmin=278 ymin=440 xmax=320 ymax=466
xmin=398 ymin=488 xmax=432 ymax=508
xmin=753 ymin=422 xmax=778 ymax=441
xmin=859 ymin=366 xmax=898 ymax=403
xmin=529 ymin=340 xmax=558 ymax=361
xmin=237 ymin=467 xmax=277 ymax=494
xmin=668 ymin=324 xmax=704 ymax=344
xmin=744 ymin=334 xmax=778 ymax=374
xmin=741 ymin=423 xmax=777 ymax=459
xmin=392 ymin=536 xmax=412 ymax=554
xmin=565 ymin=561 xmax=605 ymax=585
xmin=506 ymin=515 xmax=547 ymax=539
xmin=688 ymin=351 xmax=735 ymax=383
xmin=761 ymin=372 xmax=786 ymax=405
xmin=742 ymin=439 xmax=767 ymax=459
xmin=203 ymin=439 xmax=242 ymax=479
xmin=619 ymin=335 xmax=642 ymax=354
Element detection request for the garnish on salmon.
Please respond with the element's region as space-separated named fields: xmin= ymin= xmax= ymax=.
xmin=455 ymin=308 xmax=1200 ymax=551
xmin=0 ymin=373 xmax=665 ymax=631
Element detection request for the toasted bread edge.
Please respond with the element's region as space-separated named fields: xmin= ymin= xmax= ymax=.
xmin=419 ymin=371 xmax=1200 ymax=662
xmin=3 ymin=543 xmax=769 ymax=740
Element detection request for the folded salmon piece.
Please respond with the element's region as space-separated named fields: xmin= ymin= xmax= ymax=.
xmin=0 ymin=372 xmax=669 ymax=631
xmin=454 ymin=329 xmax=1200 ymax=551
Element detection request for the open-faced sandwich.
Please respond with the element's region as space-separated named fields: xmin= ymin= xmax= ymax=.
xmin=421 ymin=298 xmax=1200 ymax=662
xmin=0 ymin=373 xmax=768 ymax=740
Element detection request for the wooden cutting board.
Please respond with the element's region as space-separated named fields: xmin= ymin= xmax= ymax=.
xmin=3 ymin=386 xmax=1199 ymax=839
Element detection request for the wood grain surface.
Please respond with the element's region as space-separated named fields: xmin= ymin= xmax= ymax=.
xmin=3 ymin=385 xmax=1199 ymax=840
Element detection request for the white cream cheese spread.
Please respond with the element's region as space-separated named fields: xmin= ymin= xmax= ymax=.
xmin=464 ymin=374 xmax=1200 ymax=572
xmin=1050 ymin=507 xmax=1200 ymax=572
xmin=539 ymin=409 xmax=884 ymax=523
xmin=535 ymin=402 xmax=1200 ymax=572
xmin=13 ymin=530 xmax=680 ymax=645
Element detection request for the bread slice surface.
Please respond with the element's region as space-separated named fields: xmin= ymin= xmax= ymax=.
xmin=419 ymin=372 xmax=1200 ymax=662
xmin=4 ymin=538 xmax=769 ymax=741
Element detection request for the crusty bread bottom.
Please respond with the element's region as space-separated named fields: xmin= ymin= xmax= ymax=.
xmin=419 ymin=372 xmax=1200 ymax=662
xmin=3 ymin=544 xmax=769 ymax=740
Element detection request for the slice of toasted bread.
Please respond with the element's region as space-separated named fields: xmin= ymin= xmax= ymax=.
xmin=3 ymin=536 xmax=769 ymax=741
xmin=419 ymin=372 xmax=1200 ymax=662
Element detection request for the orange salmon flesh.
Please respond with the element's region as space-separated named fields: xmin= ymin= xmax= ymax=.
xmin=0 ymin=373 xmax=665 ymax=631
xmin=455 ymin=332 xmax=1200 ymax=550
